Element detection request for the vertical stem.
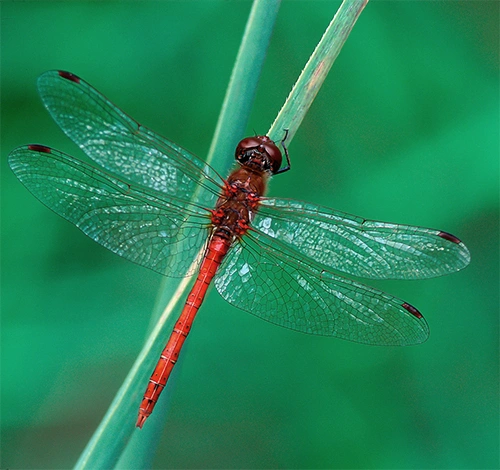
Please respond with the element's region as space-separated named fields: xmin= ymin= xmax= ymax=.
xmin=268 ymin=0 xmax=369 ymax=145
xmin=74 ymin=1 xmax=282 ymax=469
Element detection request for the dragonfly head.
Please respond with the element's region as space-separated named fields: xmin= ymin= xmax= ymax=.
xmin=235 ymin=135 xmax=282 ymax=174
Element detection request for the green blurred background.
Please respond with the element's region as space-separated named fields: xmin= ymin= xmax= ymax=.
xmin=1 ymin=1 xmax=498 ymax=468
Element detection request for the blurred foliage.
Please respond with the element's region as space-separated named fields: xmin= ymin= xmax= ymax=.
xmin=1 ymin=1 xmax=498 ymax=469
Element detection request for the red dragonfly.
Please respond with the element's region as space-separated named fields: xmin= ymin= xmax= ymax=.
xmin=9 ymin=71 xmax=470 ymax=428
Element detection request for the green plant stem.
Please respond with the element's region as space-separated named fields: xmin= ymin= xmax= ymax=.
xmin=74 ymin=1 xmax=281 ymax=469
xmin=268 ymin=0 xmax=369 ymax=145
xmin=206 ymin=0 xmax=282 ymax=174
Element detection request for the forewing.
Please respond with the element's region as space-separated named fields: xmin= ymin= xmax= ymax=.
xmin=36 ymin=70 xmax=220 ymax=208
xmin=255 ymin=198 xmax=470 ymax=280
xmin=214 ymin=230 xmax=429 ymax=346
xmin=9 ymin=145 xmax=210 ymax=278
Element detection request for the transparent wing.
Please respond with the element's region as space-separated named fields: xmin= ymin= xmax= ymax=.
xmin=255 ymin=198 xmax=470 ymax=280
xmin=36 ymin=70 xmax=221 ymax=208
xmin=9 ymin=145 xmax=211 ymax=278
xmin=214 ymin=229 xmax=429 ymax=346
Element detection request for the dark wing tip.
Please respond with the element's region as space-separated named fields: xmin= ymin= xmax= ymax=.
xmin=27 ymin=144 xmax=52 ymax=153
xmin=57 ymin=70 xmax=81 ymax=83
xmin=438 ymin=231 xmax=462 ymax=244
xmin=402 ymin=302 xmax=423 ymax=319
xmin=57 ymin=70 xmax=80 ymax=83
xmin=439 ymin=230 xmax=471 ymax=269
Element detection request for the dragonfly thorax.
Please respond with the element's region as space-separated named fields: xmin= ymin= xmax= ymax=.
xmin=211 ymin=165 xmax=267 ymax=240
xmin=235 ymin=135 xmax=282 ymax=175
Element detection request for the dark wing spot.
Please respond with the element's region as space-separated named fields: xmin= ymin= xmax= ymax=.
xmin=402 ymin=302 xmax=423 ymax=319
xmin=58 ymin=70 xmax=80 ymax=83
xmin=28 ymin=144 xmax=52 ymax=153
xmin=438 ymin=231 xmax=462 ymax=244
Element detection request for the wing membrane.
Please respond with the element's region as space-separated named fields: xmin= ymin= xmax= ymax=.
xmin=256 ymin=198 xmax=470 ymax=280
xmin=214 ymin=230 xmax=429 ymax=346
xmin=37 ymin=70 xmax=221 ymax=208
xmin=9 ymin=145 xmax=210 ymax=277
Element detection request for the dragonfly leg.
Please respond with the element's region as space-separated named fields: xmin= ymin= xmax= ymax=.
xmin=274 ymin=129 xmax=291 ymax=175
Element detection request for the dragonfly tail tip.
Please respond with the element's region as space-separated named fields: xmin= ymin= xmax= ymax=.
xmin=136 ymin=414 xmax=147 ymax=429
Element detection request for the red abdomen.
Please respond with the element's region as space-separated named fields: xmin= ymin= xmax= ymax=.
xmin=136 ymin=236 xmax=230 ymax=428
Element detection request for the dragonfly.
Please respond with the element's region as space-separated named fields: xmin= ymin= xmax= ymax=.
xmin=9 ymin=70 xmax=470 ymax=428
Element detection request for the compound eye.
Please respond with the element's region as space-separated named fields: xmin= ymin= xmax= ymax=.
xmin=235 ymin=135 xmax=283 ymax=173
xmin=261 ymin=140 xmax=282 ymax=174
xmin=235 ymin=137 xmax=262 ymax=159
